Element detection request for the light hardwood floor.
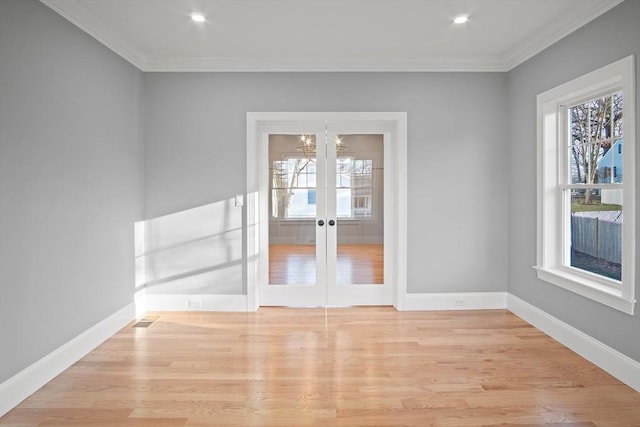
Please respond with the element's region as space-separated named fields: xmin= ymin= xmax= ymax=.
xmin=1 ymin=308 xmax=638 ymax=426
xmin=269 ymin=244 xmax=383 ymax=284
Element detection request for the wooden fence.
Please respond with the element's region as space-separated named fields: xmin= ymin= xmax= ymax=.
xmin=571 ymin=216 xmax=621 ymax=264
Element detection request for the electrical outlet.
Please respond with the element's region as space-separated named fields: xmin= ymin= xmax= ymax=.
xmin=188 ymin=299 xmax=202 ymax=308
xmin=454 ymin=298 xmax=465 ymax=306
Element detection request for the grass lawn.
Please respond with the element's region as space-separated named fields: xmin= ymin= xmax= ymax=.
xmin=571 ymin=195 xmax=621 ymax=212
xmin=572 ymin=202 xmax=622 ymax=212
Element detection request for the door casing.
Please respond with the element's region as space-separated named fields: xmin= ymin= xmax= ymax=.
xmin=246 ymin=112 xmax=407 ymax=310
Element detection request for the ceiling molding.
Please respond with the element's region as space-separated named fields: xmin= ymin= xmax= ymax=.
xmin=503 ymin=0 xmax=625 ymax=70
xmin=40 ymin=0 xmax=148 ymax=70
xmin=40 ymin=0 xmax=624 ymax=73
xmin=143 ymin=56 xmax=509 ymax=73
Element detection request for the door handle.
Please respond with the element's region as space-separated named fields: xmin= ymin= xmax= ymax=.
xmin=328 ymin=219 xmax=336 ymax=226
xmin=318 ymin=219 xmax=325 ymax=226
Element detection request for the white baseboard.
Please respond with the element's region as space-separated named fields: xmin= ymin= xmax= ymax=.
xmin=134 ymin=288 xmax=147 ymax=319
xmin=0 ymin=303 xmax=135 ymax=417
xmin=144 ymin=294 xmax=248 ymax=312
xmin=507 ymin=293 xmax=640 ymax=392
xmin=402 ymin=292 xmax=507 ymax=311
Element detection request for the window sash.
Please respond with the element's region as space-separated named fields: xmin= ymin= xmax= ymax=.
xmin=560 ymin=102 xmax=625 ymax=286
xmin=559 ymin=190 xmax=623 ymax=288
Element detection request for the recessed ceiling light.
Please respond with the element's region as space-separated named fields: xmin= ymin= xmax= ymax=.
xmin=453 ymin=15 xmax=469 ymax=24
xmin=191 ymin=13 xmax=206 ymax=23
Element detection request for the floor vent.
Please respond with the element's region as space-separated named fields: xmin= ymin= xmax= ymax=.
xmin=133 ymin=319 xmax=154 ymax=328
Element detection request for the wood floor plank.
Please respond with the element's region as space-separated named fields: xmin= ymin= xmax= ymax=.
xmin=1 ymin=308 xmax=638 ymax=426
xmin=269 ymin=244 xmax=383 ymax=284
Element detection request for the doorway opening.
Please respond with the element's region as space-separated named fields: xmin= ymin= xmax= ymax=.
xmin=246 ymin=113 xmax=407 ymax=309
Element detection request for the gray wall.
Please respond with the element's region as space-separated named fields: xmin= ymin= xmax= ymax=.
xmin=143 ymin=72 xmax=509 ymax=296
xmin=506 ymin=0 xmax=640 ymax=361
xmin=0 ymin=0 xmax=143 ymax=383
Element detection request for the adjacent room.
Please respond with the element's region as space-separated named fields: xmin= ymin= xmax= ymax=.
xmin=0 ymin=0 xmax=638 ymax=425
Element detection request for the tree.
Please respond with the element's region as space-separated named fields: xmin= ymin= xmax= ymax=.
xmin=272 ymin=158 xmax=312 ymax=218
xmin=569 ymin=91 xmax=623 ymax=204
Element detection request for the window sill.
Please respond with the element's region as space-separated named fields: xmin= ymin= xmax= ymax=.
xmin=533 ymin=266 xmax=635 ymax=315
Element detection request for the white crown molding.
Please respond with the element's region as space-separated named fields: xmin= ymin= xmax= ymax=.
xmin=0 ymin=303 xmax=135 ymax=417
xmin=40 ymin=0 xmax=147 ymax=70
xmin=143 ymin=56 xmax=509 ymax=73
xmin=40 ymin=0 xmax=623 ymax=73
xmin=503 ymin=0 xmax=625 ymax=70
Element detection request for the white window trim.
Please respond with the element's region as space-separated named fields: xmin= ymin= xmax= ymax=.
xmin=536 ymin=55 xmax=636 ymax=315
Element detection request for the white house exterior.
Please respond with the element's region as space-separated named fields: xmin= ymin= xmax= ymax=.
xmin=598 ymin=139 xmax=623 ymax=205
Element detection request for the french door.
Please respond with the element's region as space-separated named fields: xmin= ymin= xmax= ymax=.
xmin=260 ymin=121 xmax=393 ymax=306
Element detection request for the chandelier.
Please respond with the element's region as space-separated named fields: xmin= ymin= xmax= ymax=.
xmin=296 ymin=134 xmax=347 ymax=156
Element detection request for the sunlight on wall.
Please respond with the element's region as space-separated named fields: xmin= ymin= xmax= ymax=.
xmin=134 ymin=198 xmax=243 ymax=306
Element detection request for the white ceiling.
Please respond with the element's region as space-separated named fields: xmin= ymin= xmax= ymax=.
xmin=41 ymin=0 xmax=624 ymax=72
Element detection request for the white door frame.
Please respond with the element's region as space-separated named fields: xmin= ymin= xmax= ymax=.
xmin=246 ymin=112 xmax=407 ymax=310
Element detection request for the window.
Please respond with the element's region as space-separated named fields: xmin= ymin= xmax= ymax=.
xmin=337 ymin=157 xmax=374 ymax=218
xmin=536 ymin=55 xmax=636 ymax=314
xmin=270 ymin=156 xmax=375 ymax=219
xmin=271 ymin=158 xmax=317 ymax=218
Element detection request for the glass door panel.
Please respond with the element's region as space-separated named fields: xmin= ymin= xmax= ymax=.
xmin=261 ymin=124 xmax=392 ymax=307
xmin=333 ymin=134 xmax=384 ymax=285
xmin=268 ymin=133 xmax=324 ymax=286
xmin=264 ymin=132 xmax=327 ymax=306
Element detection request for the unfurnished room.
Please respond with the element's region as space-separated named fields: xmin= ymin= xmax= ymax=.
xmin=0 ymin=0 xmax=639 ymax=425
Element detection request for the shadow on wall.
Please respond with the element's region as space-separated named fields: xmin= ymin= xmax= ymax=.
xmin=134 ymin=199 xmax=243 ymax=298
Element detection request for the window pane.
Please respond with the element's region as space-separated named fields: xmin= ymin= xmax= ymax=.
xmin=271 ymin=156 xmax=317 ymax=219
xmin=568 ymin=142 xmax=604 ymax=184
xmin=336 ymin=188 xmax=351 ymax=217
xmin=568 ymin=92 xmax=623 ymax=184
xmin=595 ymin=144 xmax=624 ymax=184
xmin=336 ymin=157 xmax=374 ymax=218
xmin=613 ymin=92 xmax=623 ymax=138
xmin=268 ymin=134 xmax=318 ymax=285
xmin=337 ymin=158 xmax=351 ymax=188
xmin=569 ymin=188 xmax=622 ymax=281
xmin=297 ymin=171 xmax=307 ymax=187
xmin=352 ymin=159 xmax=373 ymax=218
xmin=287 ymin=189 xmax=316 ymax=218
